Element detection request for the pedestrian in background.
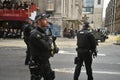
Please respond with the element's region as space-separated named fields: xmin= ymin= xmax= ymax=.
xmin=73 ymin=22 xmax=97 ymax=80
xmin=23 ymin=18 xmax=34 ymax=65
xmin=29 ymin=13 xmax=55 ymax=80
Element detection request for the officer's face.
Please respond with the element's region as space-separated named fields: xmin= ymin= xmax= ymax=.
xmin=28 ymin=20 xmax=33 ymax=25
xmin=39 ymin=18 xmax=49 ymax=28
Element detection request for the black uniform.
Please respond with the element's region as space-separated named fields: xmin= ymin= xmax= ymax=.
xmin=74 ymin=28 xmax=97 ymax=80
xmin=23 ymin=23 xmax=34 ymax=65
xmin=29 ymin=27 xmax=55 ymax=80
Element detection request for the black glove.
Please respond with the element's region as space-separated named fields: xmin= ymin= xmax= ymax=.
xmin=54 ymin=46 xmax=59 ymax=53
xmin=74 ymin=57 xmax=79 ymax=64
xmin=50 ymin=46 xmax=59 ymax=57
xmin=93 ymin=50 xmax=98 ymax=58
xmin=52 ymin=36 xmax=56 ymax=41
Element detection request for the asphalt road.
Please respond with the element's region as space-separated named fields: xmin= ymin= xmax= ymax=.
xmin=0 ymin=36 xmax=120 ymax=80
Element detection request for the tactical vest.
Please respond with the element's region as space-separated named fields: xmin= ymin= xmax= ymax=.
xmin=77 ymin=30 xmax=91 ymax=49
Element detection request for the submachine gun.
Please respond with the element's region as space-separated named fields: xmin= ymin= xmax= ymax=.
xmin=47 ymin=23 xmax=59 ymax=57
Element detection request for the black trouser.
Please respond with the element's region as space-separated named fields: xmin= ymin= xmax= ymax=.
xmin=25 ymin=45 xmax=31 ymax=65
xmin=74 ymin=53 xmax=93 ymax=80
xmin=24 ymin=39 xmax=31 ymax=65
xmin=29 ymin=60 xmax=55 ymax=80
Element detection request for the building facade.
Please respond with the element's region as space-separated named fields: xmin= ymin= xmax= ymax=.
xmin=62 ymin=0 xmax=83 ymax=31
xmin=82 ymin=0 xmax=104 ymax=29
xmin=115 ymin=0 xmax=120 ymax=33
xmin=37 ymin=0 xmax=83 ymax=36
xmin=104 ymin=0 xmax=120 ymax=34
xmin=105 ymin=0 xmax=116 ymax=34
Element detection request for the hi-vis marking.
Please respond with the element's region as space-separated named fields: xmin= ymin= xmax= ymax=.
xmin=53 ymin=68 xmax=120 ymax=75
xmin=59 ymin=50 xmax=106 ymax=56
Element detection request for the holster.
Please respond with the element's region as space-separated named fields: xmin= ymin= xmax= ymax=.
xmin=74 ymin=57 xmax=80 ymax=64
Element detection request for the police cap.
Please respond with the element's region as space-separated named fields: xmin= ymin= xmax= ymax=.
xmin=83 ymin=22 xmax=90 ymax=27
xmin=35 ymin=13 xmax=50 ymax=22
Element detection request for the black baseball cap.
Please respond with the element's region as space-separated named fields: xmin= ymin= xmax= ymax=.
xmin=35 ymin=13 xmax=50 ymax=22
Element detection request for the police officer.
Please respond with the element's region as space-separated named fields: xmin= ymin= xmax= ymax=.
xmin=29 ymin=13 xmax=55 ymax=80
xmin=73 ymin=22 xmax=97 ymax=80
xmin=23 ymin=18 xmax=34 ymax=65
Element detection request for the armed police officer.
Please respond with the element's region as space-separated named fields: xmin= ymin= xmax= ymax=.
xmin=29 ymin=13 xmax=55 ymax=80
xmin=73 ymin=22 xmax=97 ymax=80
xmin=23 ymin=18 xmax=35 ymax=65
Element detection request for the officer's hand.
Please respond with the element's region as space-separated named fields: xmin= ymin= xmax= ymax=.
xmin=52 ymin=36 xmax=56 ymax=41
xmin=93 ymin=52 xmax=97 ymax=58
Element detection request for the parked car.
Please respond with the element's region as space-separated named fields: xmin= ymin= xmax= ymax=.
xmin=91 ymin=29 xmax=108 ymax=42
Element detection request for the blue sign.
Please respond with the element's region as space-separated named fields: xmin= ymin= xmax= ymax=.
xmin=46 ymin=23 xmax=61 ymax=37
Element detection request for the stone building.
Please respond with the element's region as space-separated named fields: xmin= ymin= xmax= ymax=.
xmin=36 ymin=0 xmax=83 ymax=36
xmin=115 ymin=0 xmax=120 ymax=33
xmin=105 ymin=0 xmax=120 ymax=34
xmin=105 ymin=0 xmax=116 ymax=33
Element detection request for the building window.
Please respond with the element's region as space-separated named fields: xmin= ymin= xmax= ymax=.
xmin=98 ymin=0 xmax=101 ymax=5
xmin=48 ymin=0 xmax=53 ymax=2
xmin=46 ymin=0 xmax=54 ymax=12
xmin=82 ymin=0 xmax=94 ymax=13
xmin=83 ymin=7 xmax=94 ymax=14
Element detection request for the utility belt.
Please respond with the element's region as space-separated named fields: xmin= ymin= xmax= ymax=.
xmin=29 ymin=56 xmax=49 ymax=68
xmin=29 ymin=59 xmax=55 ymax=80
xmin=29 ymin=60 xmax=38 ymax=69
xmin=76 ymin=47 xmax=90 ymax=53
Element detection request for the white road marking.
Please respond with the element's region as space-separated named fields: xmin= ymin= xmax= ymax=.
xmin=59 ymin=50 xmax=106 ymax=56
xmin=97 ymin=54 xmax=106 ymax=56
xmin=117 ymin=63 xmax=120 ymax=64
xmin=53 ymin=68 xmax=120 ymax=75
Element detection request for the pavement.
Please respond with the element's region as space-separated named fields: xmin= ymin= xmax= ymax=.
xmin=0 ymin=35 xmax=119 ymax=80
xmin=0 ymin=35 xmax=117 ymax=48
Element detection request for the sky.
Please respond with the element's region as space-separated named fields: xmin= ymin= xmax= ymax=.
xmin=103 ymin=0 xmax=110 ymax=18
